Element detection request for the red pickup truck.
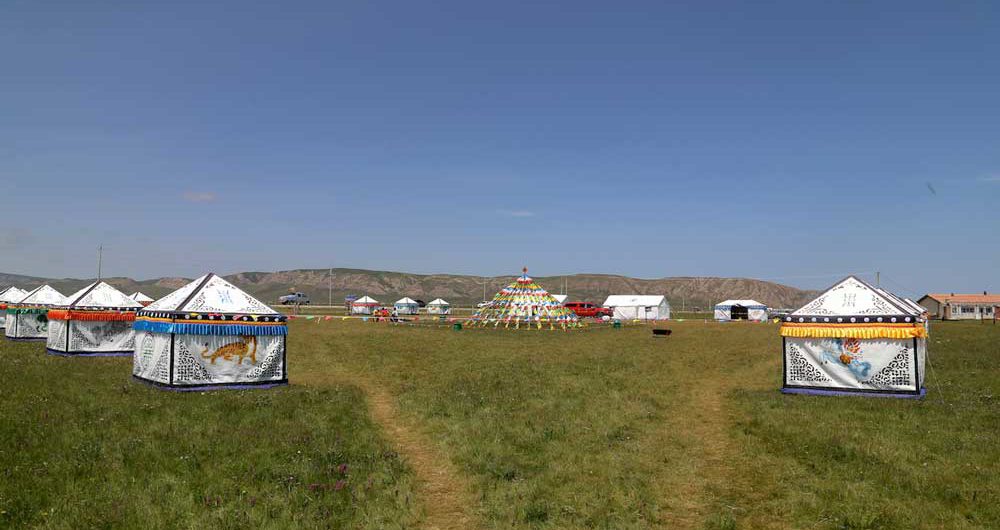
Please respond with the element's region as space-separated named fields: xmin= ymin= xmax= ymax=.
xmin=564 ymin=301 xmax=613 ymax=319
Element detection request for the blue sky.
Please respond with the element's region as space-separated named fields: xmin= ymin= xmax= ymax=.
xmin=2 ymin=0 xmax=998 ymax=296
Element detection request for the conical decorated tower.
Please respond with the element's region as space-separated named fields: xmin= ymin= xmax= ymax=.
xmin=468 ymin=268 xmax=580 ymax=329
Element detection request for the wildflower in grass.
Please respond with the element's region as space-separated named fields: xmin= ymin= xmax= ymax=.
xmin=337 ymin=463 xmax=349 ymax=475
xmin=334 ymin=480 xmax=347 ymax=491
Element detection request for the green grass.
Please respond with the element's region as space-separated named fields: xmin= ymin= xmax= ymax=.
xmin=0 ymin=343 xmax=419 ymax=529
xmin=1 ymin=320 xmax=998 ymax=529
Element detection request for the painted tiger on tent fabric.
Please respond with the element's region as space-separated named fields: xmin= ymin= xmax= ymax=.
xmin=200 ymin=335 xmax=257 ymax=365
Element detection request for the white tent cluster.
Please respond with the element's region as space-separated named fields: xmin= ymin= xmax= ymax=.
xmin=714 ymin=300 xmax=768 ymax=322
xmin=47 ymin=282 xmax=143 ymax=356
xmin=780 ymin=276 xmax=927 ymax=398
xmin=132 ymin=273 xmax=287 ymax=390
xmin=5 ymin=285 xmax=67 ymax=341
xmin=602 ymin=295 xmax=670 ymax=320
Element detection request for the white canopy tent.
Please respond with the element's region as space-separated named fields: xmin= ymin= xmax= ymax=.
xmin=426 ymin=298 xmax=451 ymax=315
xmin=130 ymin=292 xmax=155 ymax=306
xmin=132 ymin=273 xmax=287 ymax=390
xmin=394 ymin=297 xmax=419 ymax=315
xmin=714 ymin=300 xmax=768 ymax=322
xmin=47 ymin=282 xmax=143 ymax=356
xmin=780 ymin=276 xmax=927 ymax=398
xmin=351 ymin=295 xmax=381 ymax=315
xmin=602 ymin=295 xmax=671 ymax=320
xmin=0 ymin=287 xmax=28 ymax=331
xmin=5 ymin=285 xmax=67 ymax=340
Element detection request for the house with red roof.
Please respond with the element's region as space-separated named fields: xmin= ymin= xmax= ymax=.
xmin=917 ymin=293 xmax=1000 ymax=320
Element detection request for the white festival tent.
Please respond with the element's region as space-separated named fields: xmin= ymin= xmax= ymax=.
xmin=5 ymin=285 xmax=67 ymax=340
xmin=602 ymin=295 xmax=671 ymax=320
xmin=425 ymin=298 xmax=451 ymax=315
xmin=714 ymin=300 xmax=769 ymax=322
xmin=780 ymin=276 xmax=927 ymax=398
xmin=130 ymin=292 xmax=155 ymax=306
xmin=47 ymin=282 xmax=143 ymax=356
xmin=0 ymin=287 xmax=28 ymax=331
xmin=394 ymin=297 xmax=420 ymax=315
xmin=132 ymin=273 xmax=287 ymax=390
xmin=351 ymin=295 xmax=381 ymax=315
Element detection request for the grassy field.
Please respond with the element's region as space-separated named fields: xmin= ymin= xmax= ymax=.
xmin=1 ymin=320 xmax=997 ymax=529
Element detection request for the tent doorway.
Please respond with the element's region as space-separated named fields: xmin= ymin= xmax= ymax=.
xmin=730 ymin=304 xmax=749 ymax=320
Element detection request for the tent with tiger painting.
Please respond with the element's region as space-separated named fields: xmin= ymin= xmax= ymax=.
xmin=780 ymin=276 xmax=927 ymax=398
xmin=131 ymin=273 xmax=287 ymax=390
xmin=47 ymin=281 xmax=143 ymax=356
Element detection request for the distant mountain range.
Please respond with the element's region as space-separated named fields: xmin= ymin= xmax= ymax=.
xmin=0 ymin=268 xmax=817 ymax=310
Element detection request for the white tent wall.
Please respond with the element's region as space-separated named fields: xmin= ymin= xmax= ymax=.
xmin=47 ymin=320 xmax=136 ymax=354
xmin=783 ymin=337 xmax=926 ymax=394
xmin=7 ymin=312 xmax=50 ymax=339
xmin=132 ymin=331 xmax=173 ymax=384
xmin=132 ymin=331 xmax=286 ymax=387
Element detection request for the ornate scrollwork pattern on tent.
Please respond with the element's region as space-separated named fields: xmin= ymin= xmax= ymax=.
xmin=787 ymin=344 xmax=831 ymax=383
xmin=867 ymin=350 xmax=912 ymax=388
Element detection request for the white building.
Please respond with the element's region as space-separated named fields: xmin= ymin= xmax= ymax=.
xmin=918 ymin=293 xmax=999 ymax=320
xmin=602 ymin=295 xmax=670 ymax=320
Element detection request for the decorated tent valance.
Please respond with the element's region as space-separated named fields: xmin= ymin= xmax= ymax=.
xmin=133 ymin=317 xmax=287 ymax=336
xmin=780 ymin=322 xmax=926 ymax=340
xmin=6 ymin=307 xmax=52 ymax=314
xmin=48 ymin=309 xmax=138 ymax=322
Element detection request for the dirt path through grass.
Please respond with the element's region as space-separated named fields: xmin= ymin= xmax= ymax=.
xmin=297 ymin=369 xmax=479 ymax=530
xmin=654 ymin=371 xmax=736 ymax=529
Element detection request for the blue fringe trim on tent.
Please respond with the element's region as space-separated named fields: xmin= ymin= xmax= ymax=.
xmin=133 ymin=320 xmax=288 ymax=336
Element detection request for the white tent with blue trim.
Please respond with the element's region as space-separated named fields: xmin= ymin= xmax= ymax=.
xmin=132 ymin=273 xmax=287 ymax=391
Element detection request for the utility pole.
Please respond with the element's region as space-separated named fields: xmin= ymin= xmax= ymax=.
xmin=328 ymin=267 xmax=333 ymax=306
xmin=876 ymin=271 xmax=880 ymax=288
xmin=97 ymin=244 xmax=103 ymax=280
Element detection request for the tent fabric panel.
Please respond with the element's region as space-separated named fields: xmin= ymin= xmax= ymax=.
xmin=783 ymin=337 xmax=923 ymax=394
xmin=46 ymin=319 xmax=69 ymax=351
xmin=67 ymin=320 xmax=135 ymax=353
xmin=8 ymin=311 xmax=49 ymax=339
xmin=133 ymin=331 xmax=173 ymax=384
xmin=171 ymin=334 xmax=285 ymax=386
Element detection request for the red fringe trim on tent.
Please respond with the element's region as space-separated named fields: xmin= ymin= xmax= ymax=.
xmin=48 ymin=310 xmax=137 ymax=322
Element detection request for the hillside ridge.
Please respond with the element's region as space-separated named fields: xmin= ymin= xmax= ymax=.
xmin=0 ymin=269 xmax=816 ymax=310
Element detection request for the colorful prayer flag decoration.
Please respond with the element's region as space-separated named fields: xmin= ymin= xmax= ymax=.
xmin=467 ymin=267 xmax=581 ymax=330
